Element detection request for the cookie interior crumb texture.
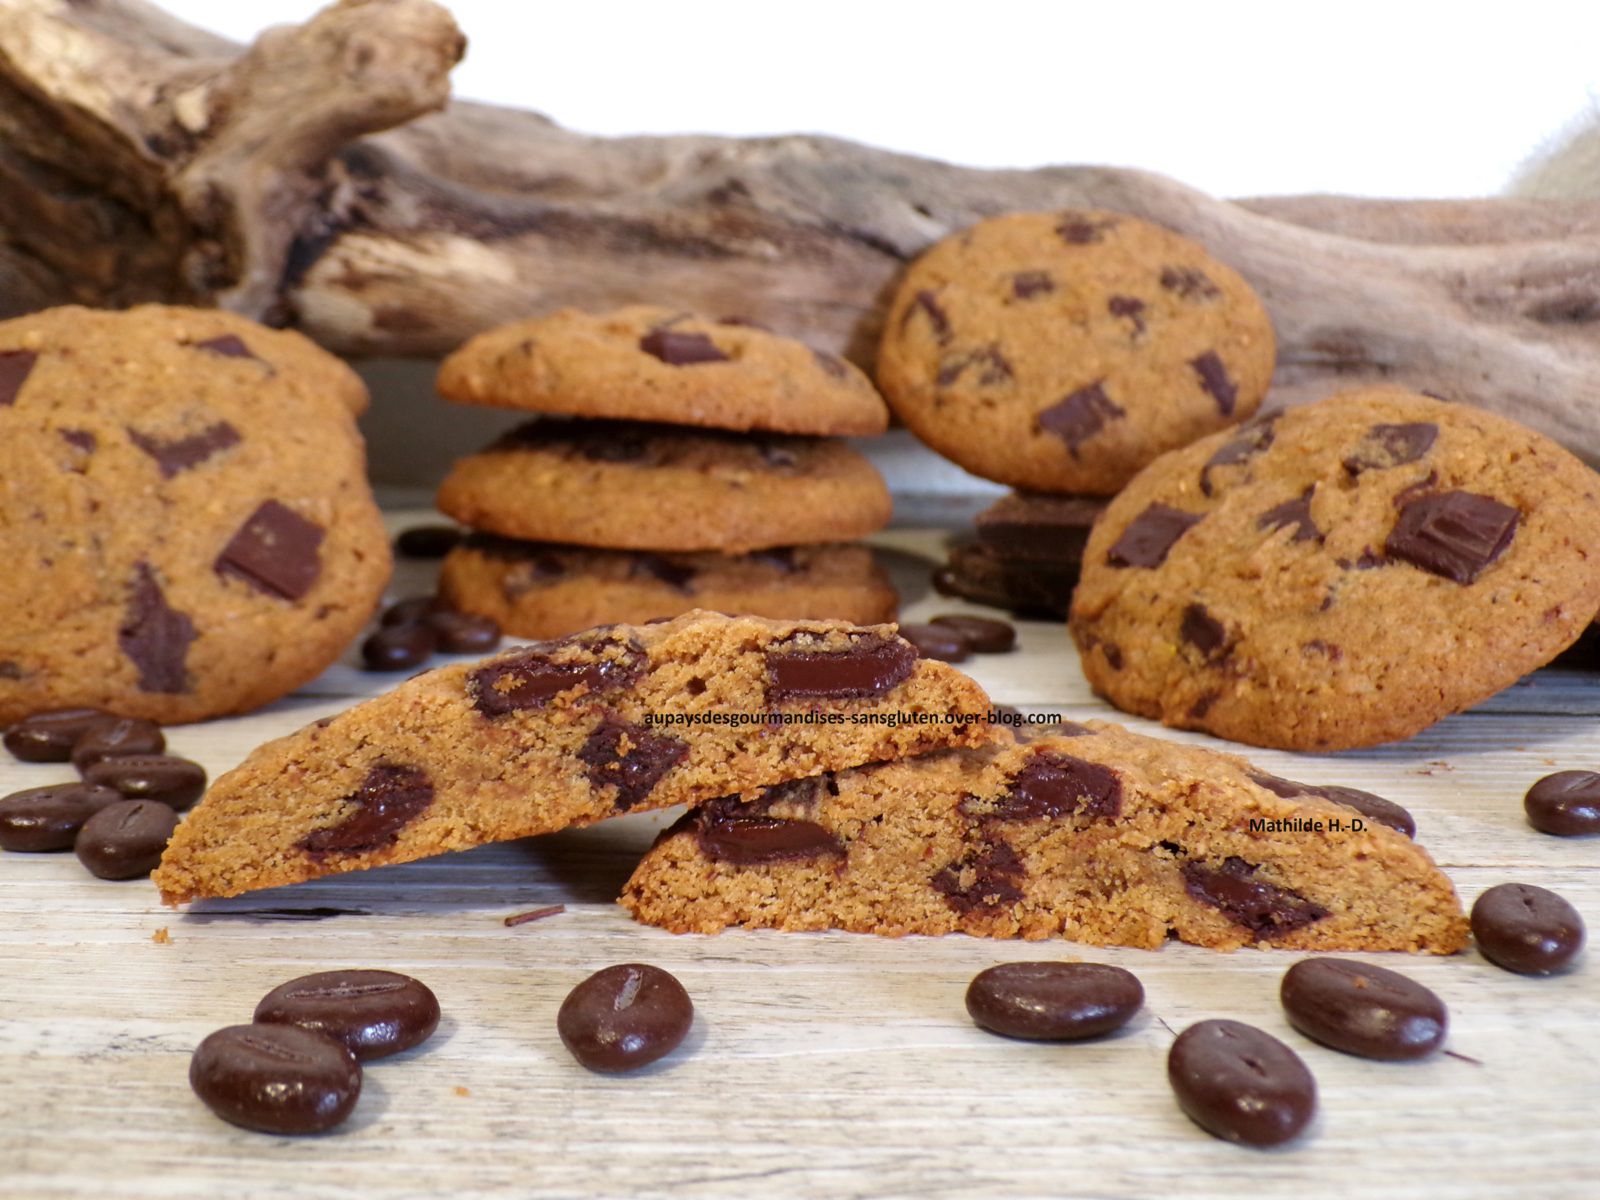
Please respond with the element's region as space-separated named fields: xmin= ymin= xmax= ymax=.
xmin=622 ymin=721 xmax=1468 ymax=954
xmin=153 ymin=611 xmax=996 ymax=905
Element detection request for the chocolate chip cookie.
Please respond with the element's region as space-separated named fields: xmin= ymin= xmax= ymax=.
xmin=437 ymin=306 xmax=889 ymax=436
xmin=435 ymin=419 xmax=891 ymax=552
xmin=0 ymin=304 xmax=389 ymax=725
xmin=1069 ymin=387 xmax=1600 ymax=750
xmin=876 ymin=210 xmax=1274 ymax=494
xmin=439 ymin=535 xmax=897 ymax=638
xmin=154 ymin=611 xmax=995 ymax=904
xmin=621 ymin=720 xmax=1467 ymax=953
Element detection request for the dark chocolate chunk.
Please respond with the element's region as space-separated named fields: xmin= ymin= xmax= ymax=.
xmin=361 ymin=624 xmax=435 ymax=672
xmin=983 ymin=751 xmax=1121 ymax=822
xmin=1525 ymin=770 xmax=1600 ymax=837
xmin=1056 ymin=214 xmax=1116 ymax=244
xmin=1471 ymin=882 xmax=1586 ymax=975
xmin=638 ymin=329 xmax=728 ymax=365
xmin=0 ymin=662 xmax=19 ymax=679
xmin=1011 ymin=271 xmax=1054 ymax=299
xmin=382 ymin=595 xmax=445 ymax=627
xmin=1159 ymin=267 xmax=1221 ymax=300
xmin=973 ymin=492 xmax=1106 ymax=565
xmin=1199 ymin=414 xmax=1278 ymax=496
xmin=255 ymin=970 xmax=440 ymax=1062
xmin=631 ymin=554 xmax=697 ymax=593
xmin=1258 ymin=486 xmax=1320 ymax=543
xmin=216 ymin=500 xmax=325 ymax=600
xmin=75 ymin=799 xmax=178 ymax=879
xmin=467 ymin=633 xmax=647 ymax=716
xmin=557 ymin=964 xmax=694 ymax=1073
xmin=0 ymin=783 xmax=122 ymax=852
xmin=60 ymin=429 xmax=96 ymax=452
xmin=1246 ymin=772 xmax=1415 ymax=838
xmin=929 ymin=614 xmax=1016 ymax=653
xmin=1190 ymin=351 xmax=1238 ymax=416
xmin=811 ymin=349 xmax=849 ymax=379
xmin=577 ymin=717 xmax=688 ymax=811
xmin=1385 ymin=490 xmax=1519 ymax=584
xmin=1179 ymin=604 xmax=1228 ymax=660
xmin=939 ymin=541 xmax=1079 ymax=618
xmin=4 ymin=707 xmax=115 ymax=763
xmin=191 ymin=334 xmax=256 ymax=360
xmin=1392 ymin=470 xmax=1440 ymax=511
xmin=189 ymin=1024 xmax=361 ymax=1135
xmin=82 ymin=754 xmax=206 ymax=810
xmin=749 ymin=546 xmax=800 ymax=574
xmin=0 ymin=349 xmax=38 ymax=406
xmin=695 ymin=796 xmax=844 ymax=865
xmin=904 ymin=290 xmax=952 ymax=343
xmin=1344 ymin=422 xmax=1438 ymax=474
xmin=967 ymin=962 xmax=1143 ymax=1041
xmin=1280 ymin=958 xmax=1447 ymax=1061
xmin=932 ymin=839 xmax=1025 ymax=914
xmin=1106 ymin=504 xmax=1202 ymax=569
xmin=1168 ymin=1019 xmax=1316 ymax=1147
xmin=765 ymin=633 xmax=918 ymax=701
xmin=1036 ymin=382 xmax=1126 ymax=455
xmin=1182 ymin=856 xmax=1328 ymax=937
xmin=299 ymin=764 xmax=435 ymax=857
xmin=937 ymin=344 xmax=1013 ymax=388
xmin=1108 ymin=295 xmax=1146 ymax=334
xmin=395 ymin=525 xmax=462 ymax=558
xmin=755 ymin=439 xmax=801 ymax=469
xmin=118 ymin=563 xmax=196 ymax=694
xmin=899 ymin=622 xmax=971 ymax=663
xmin=128 ymin=421 xmax=241 ymax=478
xmin=71 ymin=717 xmax=165 ymax=771
xmin=423 ymin=611 xmax=502 ymax=655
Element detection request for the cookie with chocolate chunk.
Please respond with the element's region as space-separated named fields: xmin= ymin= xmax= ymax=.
xmin=153 ymin=611 xmax=993 ymax=904
xmin=437 ymin=306 xmax=889 ymax=436
xmin=876 ymin=210 xmax=1274 ymax=494
xmin=436 ymin=419 xmax=891 ymax=552
xmin=439 ymin=535 xmax=897 ymax=638
xmin=621 ymin=720 xmax=1466 ymax=953
xmin=0 ymin=304 xmax=389 ymax=725
xmin=1069 ymin=387 xmax=1600 ymax=750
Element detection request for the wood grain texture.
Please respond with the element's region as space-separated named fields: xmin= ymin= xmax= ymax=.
xmin=6 ymin=1 xmax=1600 ymax=462
xmin=0 ymin=518 xmax=1595 ymax=1199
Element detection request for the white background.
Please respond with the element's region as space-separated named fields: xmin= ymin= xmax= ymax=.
xmin=162 ymin=0 xmax=1600 ymax=198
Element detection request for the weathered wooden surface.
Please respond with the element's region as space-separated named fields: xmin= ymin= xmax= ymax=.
xmin=0 ymin=516 xmax=1595 ymax=1199
xmin=4 ymin=0 xmax=1600 ymax=462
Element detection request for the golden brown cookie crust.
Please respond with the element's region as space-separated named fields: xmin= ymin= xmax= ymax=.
xmin=437 ymin=305 xmax=890 ymax=436
xmin=1069 ymin=388 xmax=1600 ymax=750
xmin=621 ymin=720 xmax=1468 ymax=954
xmin=435 ymin=419 xmax=891 ymax=552
xmin=0 ymin=304 xmax=389 ymax=725
xmin=154 ymin=611 xmax=994 ymax=904
xmin=439 ymin=536 xmax=898 ymax=638
xmin=876 ymin=210 xmax=1274 ymax=494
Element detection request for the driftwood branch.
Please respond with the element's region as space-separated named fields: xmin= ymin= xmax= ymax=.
xmin=3 ymin=0 xmax=1599 ymax=459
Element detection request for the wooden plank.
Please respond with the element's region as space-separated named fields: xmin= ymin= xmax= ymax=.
xmin=1 ymin=513 xmax=1596 ymax=1199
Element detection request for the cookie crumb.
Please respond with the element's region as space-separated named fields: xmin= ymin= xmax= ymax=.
xmin=453 ymin=1085 xmax=472 ymax=1097
xmin=151 ymin=927 xmax=171 ymax=944
xmin=504 ymin=903 xmax=565 ymax=927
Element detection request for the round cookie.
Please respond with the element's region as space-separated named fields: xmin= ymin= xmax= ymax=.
xmin=439 ymin=536 xmax=898 ymax=640
xmin=437 ymin=305 xmax=889 ymax=436
xmin=876 ymin=210 xmax=1275 ymax=494
xmin=1068 ymin=387 xmax=1600 ymax=751
xmin=436 ymin=419 xmax=893 ymax=553
xmin=0 ymin=304 xmax=390 ymax=725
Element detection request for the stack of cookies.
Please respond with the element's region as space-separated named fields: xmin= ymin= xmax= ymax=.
xmin=876 ymin=208 xmax=1277 ymax=617
xmin=430 ymin=306 xmax=898 ymax=638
